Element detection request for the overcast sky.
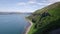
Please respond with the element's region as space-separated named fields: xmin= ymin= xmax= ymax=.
xmin=0 ymin=0 xmax=60 ymax=12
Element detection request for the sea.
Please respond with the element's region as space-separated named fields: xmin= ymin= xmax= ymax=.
xmin=0 ymin=14 xmax=29 ymax=34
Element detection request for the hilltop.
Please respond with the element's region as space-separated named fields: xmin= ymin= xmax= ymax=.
xmin=28 ymin=2 xmax=60 ymax=34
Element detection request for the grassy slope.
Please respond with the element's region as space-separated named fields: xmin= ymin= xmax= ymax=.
xmin=28 ymin=2 xmax=60 ymax=34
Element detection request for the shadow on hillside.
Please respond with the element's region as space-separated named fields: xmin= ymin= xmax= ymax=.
xmin=33 ymin=18 xmax=60 ymax=34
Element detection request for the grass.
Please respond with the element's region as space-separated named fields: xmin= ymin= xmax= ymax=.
xmin=28 ymin=2 xmax=60 ymax=34
xmin=28 ymin=23 xmax=37 ymax=34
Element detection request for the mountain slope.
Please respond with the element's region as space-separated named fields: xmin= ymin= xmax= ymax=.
xmin=28 ymin=2 xmax=60 ymax=34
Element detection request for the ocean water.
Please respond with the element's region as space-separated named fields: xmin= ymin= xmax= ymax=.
xmin=0 ymin=14 xmax=29 ymax=34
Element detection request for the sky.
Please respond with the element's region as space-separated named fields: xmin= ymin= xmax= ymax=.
xmin=0 ymin=0 xmax=60 ymax=13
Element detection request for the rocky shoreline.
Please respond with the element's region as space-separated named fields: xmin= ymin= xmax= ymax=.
xmin=23 ymin=19 xmax=33 ymax=34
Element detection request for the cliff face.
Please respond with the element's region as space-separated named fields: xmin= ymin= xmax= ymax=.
xmin=28 ymin=2 xmax=60 ymax=34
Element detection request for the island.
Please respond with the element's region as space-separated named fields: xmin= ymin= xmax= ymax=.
xmin=26 ymin=2 xmax=60 ymax=34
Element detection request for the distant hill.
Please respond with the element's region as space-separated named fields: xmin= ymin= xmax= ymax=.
xmin=28 ymin=2 xmax=60 ymax=34
xmin=0 ymin=12 xmax=21 ymax=15
xmin=0 ymin=12 xmax=32 ymax=15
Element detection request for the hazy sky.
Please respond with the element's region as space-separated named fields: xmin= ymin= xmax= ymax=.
xmin=0 ymin=0 xmax=60 ymax=12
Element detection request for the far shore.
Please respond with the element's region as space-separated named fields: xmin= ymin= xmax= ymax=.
xmin=24 ymin=18 xmax=33 ymax=34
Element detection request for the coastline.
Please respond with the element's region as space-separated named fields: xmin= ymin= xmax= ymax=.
xmin=24 ymin=18 xmax=33 ymax=34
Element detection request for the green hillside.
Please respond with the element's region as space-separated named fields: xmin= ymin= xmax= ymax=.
xmin=28 ymin=2 xmax=60 ymax=34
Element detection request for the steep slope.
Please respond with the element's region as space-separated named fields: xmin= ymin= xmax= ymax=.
xmin=28 ymin=2 xmax=60 ymax=34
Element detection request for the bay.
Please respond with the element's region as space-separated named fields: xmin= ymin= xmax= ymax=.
xmin=0 ymin=14 xmax=29 ymax=34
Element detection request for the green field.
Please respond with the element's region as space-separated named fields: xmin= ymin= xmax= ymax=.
xmin=28 ymin=2 xmax=60 ymax=34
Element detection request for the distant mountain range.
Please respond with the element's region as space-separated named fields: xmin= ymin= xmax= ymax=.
xmin=0 ymin=12 xmax=32 ymax=15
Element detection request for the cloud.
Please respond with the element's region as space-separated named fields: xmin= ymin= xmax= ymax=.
xmin=46 ymin=0 xmax=60 ymax=3
xmin=17 ymin=2 xmax=26 ymax=5
xmin=17 ymin=0 xmax=60 ymax=6
xmin=17 ymin=0 xmax=60 ymax=12
xmin=17 ymin=0 xmax=39 ymax=6
xmin=28 ymin=0 xmax=36 ymax=3
xmin=30 ymin=0 xmax=36 ymax=1
xmin=17 ymin=2 xmax=45 ymax=6
xmin=28 ymin=1 xmax=36 ymax=4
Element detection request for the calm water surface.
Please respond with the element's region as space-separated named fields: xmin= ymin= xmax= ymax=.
xmin=0 ymin=14 xmax=29 ymax=34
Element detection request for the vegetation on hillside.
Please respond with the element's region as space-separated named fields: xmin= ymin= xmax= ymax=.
xmin=28 ymin=2 xmax=60 ymax=34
